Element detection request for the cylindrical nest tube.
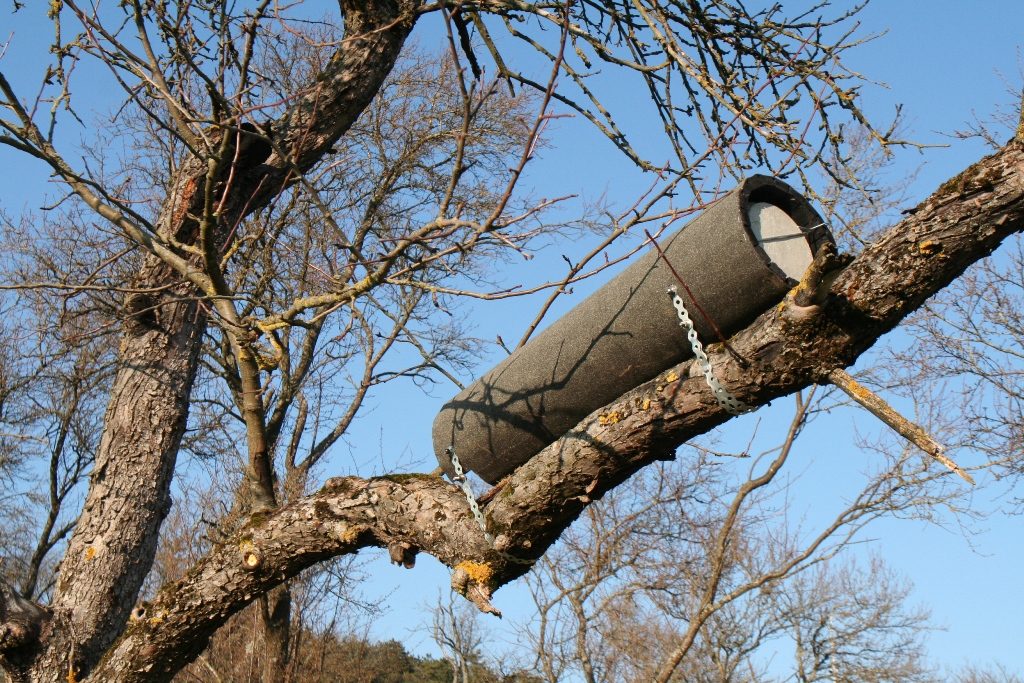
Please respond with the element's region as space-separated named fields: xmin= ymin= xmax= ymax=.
xmin=434 ymin=175 xmax=832 ymax=484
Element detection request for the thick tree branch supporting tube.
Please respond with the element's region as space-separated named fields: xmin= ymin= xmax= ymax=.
xmin=77 ymin=140 xmax=1024 ymax=683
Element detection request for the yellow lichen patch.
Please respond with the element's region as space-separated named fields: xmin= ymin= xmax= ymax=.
xmin=332 ymin=522 xmax=361 ymax=544
xmin=455 ymin=561 xmax=495 ymax=586
xmin=598 ymin=411 xmax=621 ymax=425
xmin=918 ymin=240 xmax=943 ymax=255
xmin=657 ymin=369 xmax=681 ymax=392
xmin=85 ymin=547 xmax=96 ymax=561
xmin=148 ymin=616 xmax=164 ymax=625
xmin=846 ymin=378 xmax=871 ymax=401
xmin=256 ymin=319 xmax=290 ymax=334
xmin=789 ymin=280 xmax=810 ymax=300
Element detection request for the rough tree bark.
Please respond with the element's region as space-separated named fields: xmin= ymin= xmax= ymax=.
xmin=13 ymin=137 xmax=1013 ymax=683
xmin=259 ymin=585 xmax=293 ymax=683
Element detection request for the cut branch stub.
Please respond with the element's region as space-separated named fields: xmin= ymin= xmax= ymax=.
xmin=791 ymin=242 xmax=851 ymax=309
xmin=0 ymin=582 xmax=51 ymax=679
xmin=388 ymin=542 xmax=418 ymax=568
xmin=239 ymin=540 xmax=263 ymax=571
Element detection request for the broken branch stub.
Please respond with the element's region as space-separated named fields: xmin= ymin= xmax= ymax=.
xmin=828 ymin=368 xmax=975 ymax=484
xmin=0 ymin=582 xmax=51 ymax=679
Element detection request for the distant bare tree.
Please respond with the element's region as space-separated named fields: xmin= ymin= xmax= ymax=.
xmin=0 ymin=206 xmax=118 ymax=600
xmin=431 ymin=591 xmax=487 ymax=683
xmin=518 ymin=387 xmax=956 ymax=683
xmin=897 ymin=230 xmax=1024 ymax=508
xmin=814 ymin=122 xmax=918 ymax=250
xmin=952 ymin=663 xmax=1024 ymax=683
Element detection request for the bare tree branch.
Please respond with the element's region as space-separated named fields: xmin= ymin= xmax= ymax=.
xmin=76 ymin=138 xmax=1024 ymax=683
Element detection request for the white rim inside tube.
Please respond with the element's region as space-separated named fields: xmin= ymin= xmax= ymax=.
xmin=748 ymin=202 xmax=813 ymax=280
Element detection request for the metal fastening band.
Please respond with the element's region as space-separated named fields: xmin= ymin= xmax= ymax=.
xmin=669 ymin=287 xmax=753 ymax=416
xmin=446 ymin=447 xmax=534 ymax=565
xmin=443 ymin=290 xmax=749 ymax=567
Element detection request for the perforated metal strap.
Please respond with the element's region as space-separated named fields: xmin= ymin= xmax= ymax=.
xmin=446 ymin=447 xmax=534 ymax=565
xmin=444 ymin=291 xmax=746 ymax=565
xmin=669 ymin=287 xmax=752 ymax=416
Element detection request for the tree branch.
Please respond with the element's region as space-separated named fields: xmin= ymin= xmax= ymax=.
xmin=83 ymin=139 xmax=1024 ymax=682
xmin=828 ymin=368 xmax=974 ymax=484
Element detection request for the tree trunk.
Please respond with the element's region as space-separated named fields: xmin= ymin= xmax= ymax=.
xmin=20 ymin=1 xmax=420 ymax=679
xmin=45 ymin=257 xmax=205 ymax=679
xmin=260 ymin=585 xmax=293 ymax=683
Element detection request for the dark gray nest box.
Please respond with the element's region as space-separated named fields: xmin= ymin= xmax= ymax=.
xmin=433 ymin=175 xmax=832 ymax=484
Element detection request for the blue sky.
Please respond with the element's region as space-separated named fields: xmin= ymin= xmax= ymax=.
xmin=2 ymin=0 xmax=1024 ymax=675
